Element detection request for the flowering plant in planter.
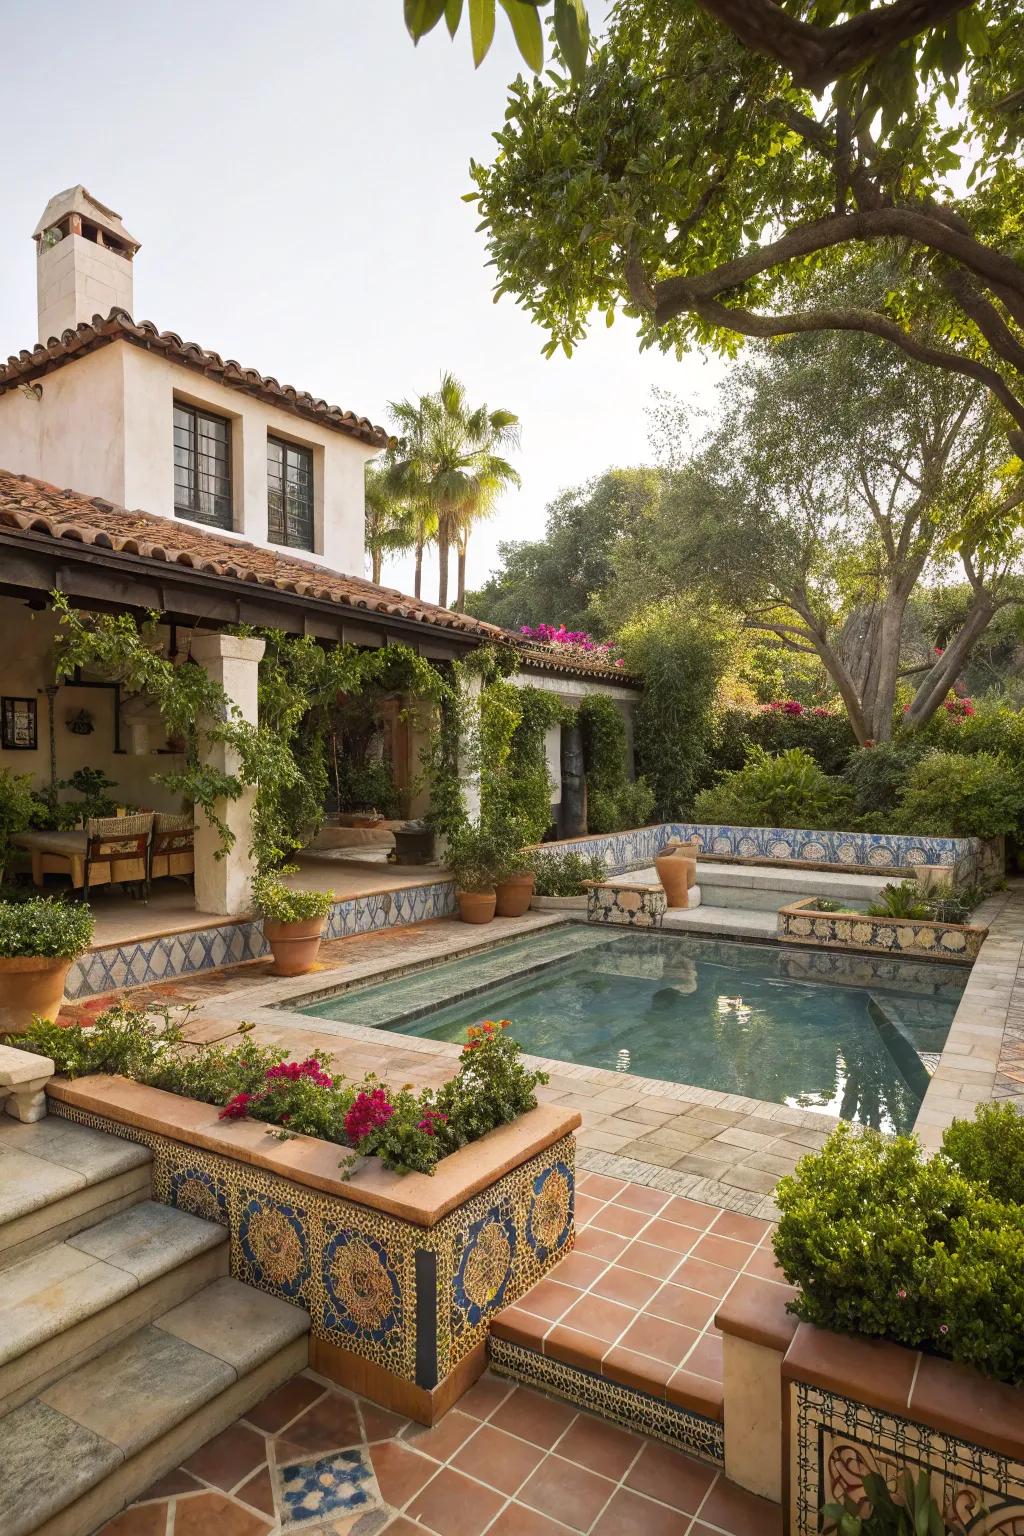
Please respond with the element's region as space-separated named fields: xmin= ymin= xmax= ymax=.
xmin=16 ymin=1007 xmax=548 ymax=1177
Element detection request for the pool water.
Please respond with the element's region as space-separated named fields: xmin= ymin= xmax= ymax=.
xmin=298 ymin=927 xmax=968 ymax=1134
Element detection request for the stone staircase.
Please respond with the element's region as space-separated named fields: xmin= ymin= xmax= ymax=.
xmin=0 ymin=1113 xmax=311 ymax=1536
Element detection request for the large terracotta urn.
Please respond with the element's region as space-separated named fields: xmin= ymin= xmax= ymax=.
xmin=654 ymin=840 xmax=700 ymax=909
xmin=0 ymin=955 xmax=73 ymax=1034
xmin=263 ymin=917 xmax=326 ymax=976
xmin=495 ymin=873 xmax=535 ymax=918
xmin=458 ymin=889 xmax=497 ymax=924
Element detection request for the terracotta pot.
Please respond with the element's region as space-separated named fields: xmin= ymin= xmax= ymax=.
xmin=495 ymin=873 xmax=536 ymax=918
xmin=263 ymin=916 xmax=325 ymax=976
xmin=457 ymin=889 xmax=497 ymax=925
xmin=654 ymin=843 xmax=699 ymax=909
xmin=0 ymin=954 xmax=74 ymax=1033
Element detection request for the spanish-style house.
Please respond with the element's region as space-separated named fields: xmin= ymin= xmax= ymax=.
xmin=0 ymin=188 xmax=638 ymax=967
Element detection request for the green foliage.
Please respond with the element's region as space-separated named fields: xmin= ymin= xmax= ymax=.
xmin=894 ymin=751 xmax=1024 ymax=841
xmin=333 ymin=760 xmax=402 ymax=819
xmin=0 ymin=769 xmax=36 ymax=881
xmin=620 ymin=602 xmax=735 ymax=821
xmin=694 ymin=747 xmax=853 ymax=832
xmin=577 ymin=694 xmax=654 ymax=833
xmin=943 ymin=1102 xmax=1024 ymax=1207
xmin=0 ymin=896 xmax=94 ymax=961
xmin=866 ymin=881 xmax=933 ymax=921
xmin=823 ymin=1469 xmax=953 ymax=1536
xmin=774 ymin=1116 xmax=1024 ymax=1385
xmin=404 ymin=0 xmax=589 ymax=81
xmin=250 ymin=871 xmax=334 ymax=925
xmin=446 ymin=820 xmax=506 ymax=891
xmin=531 ymin=849 xmax=606 ymax=896
xmin=478 ymin=680 xmax=563 ymax=847
xmin=740 ymin=708 xmax=856 ymax=777
xmin=10 ymin=1004 xmax=185 ymax=1078
xmin=844 ymin=742 xmax=931 ymax=821
xmin=57 ymin=767 xmax=118 ymax=822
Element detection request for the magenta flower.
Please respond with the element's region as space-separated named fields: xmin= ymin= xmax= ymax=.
xmin=265 ymin=1057 xmax=333 ymax=1088
xmin=219 ymin=1092 xmax=257 ymax=1121
xmin=344 ymin=1087 xmax=395 ymax=1145
xmin=416 ymin=1109 xmax=449 ymax=1136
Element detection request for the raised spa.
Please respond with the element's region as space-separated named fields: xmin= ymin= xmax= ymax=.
xmin=297 ymin=927 xmax=968 ymax=1135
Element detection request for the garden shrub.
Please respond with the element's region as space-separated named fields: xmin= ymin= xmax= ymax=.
xmin=250 ymin=871 xmax=334 ymax=924
xmin=693 ymin=746 xmax=854 ymax=831
xmin=774 ymin=1113 xmax=1024 ymax=1385
xmin=577 ymin=694 xmax=654 ymax=833
xmin=0 ymin=768 xmax=36 ymax=882
xmin=12 ymin=1007 xmax=548 ymax=1178
xmin=531 ymin=849 xmax=607 ymax=896
xmin=746 ymin=704 xmax=856 ymax=775
xmin=0 ymin=895 xmax=94 ymax=959
xmin=894 ymin=750 xmax=1024 ymax=841
xmin=843 ymin=741 xmax=930 ymax=821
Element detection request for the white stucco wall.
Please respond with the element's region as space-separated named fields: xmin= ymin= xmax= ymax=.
xmin=0 ymin=599 xmax=185 ymax=813
xmin=0 ymin=345 xmax=128 ymax=503
xmin=0 ymin=342 xmax=374 ymax=575
xmin=37 ymin=234 xmax=134 ymax=344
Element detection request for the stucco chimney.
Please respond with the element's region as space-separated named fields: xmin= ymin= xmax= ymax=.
xmin=33 ymin=186 xmax=140 ymax=343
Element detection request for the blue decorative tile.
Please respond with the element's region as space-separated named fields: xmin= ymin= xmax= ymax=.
xmin=278 ymin=1448 xmax=377 ymax=1525
xmin=321 ymin=1225 xmax=402 ymax=1344
xmin=453 ymin=1207 xmax=516 ymax=1327
xmin=237 ymin=1192 xmax=311 ymax=1300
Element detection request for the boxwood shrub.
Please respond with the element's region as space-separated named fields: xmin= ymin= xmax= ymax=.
xmin=0 ymin=896 xmax=94 ymax=959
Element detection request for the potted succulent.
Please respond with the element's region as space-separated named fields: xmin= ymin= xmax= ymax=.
xmin=0 ymin=895 xmax=94 ymax=1033
xmin=447 ymin=823 xmax=503 ymax=924
xmin=252 ymin=870 xmax=334 ymax=976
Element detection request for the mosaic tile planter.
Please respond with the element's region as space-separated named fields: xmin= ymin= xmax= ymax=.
xmin=777 ymin=897 xmax=986 ymax=963
xmin=66 ymin=878 xmax=458 ymax=999
xmin=587 ymin=881 xmax=666 ymax=928
xmin=45 ymin=1076 xmax=579 ymax=1425
xmin=783 ymin=1322 xmax=1024 ymax=1535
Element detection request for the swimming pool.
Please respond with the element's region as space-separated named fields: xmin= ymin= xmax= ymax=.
xmin=297 ymin=927 xmax=969 ymax=1134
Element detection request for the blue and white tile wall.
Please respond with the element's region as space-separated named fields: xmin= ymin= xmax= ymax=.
xmin=66 ymin=879 xmax=458 ymax=999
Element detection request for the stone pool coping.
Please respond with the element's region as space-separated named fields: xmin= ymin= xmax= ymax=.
xmin=45 ymin=1075 xmax=580 ymax=1228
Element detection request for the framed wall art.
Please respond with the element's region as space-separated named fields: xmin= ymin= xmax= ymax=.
xmin=2 ymin=696 xmax=38 ymax=751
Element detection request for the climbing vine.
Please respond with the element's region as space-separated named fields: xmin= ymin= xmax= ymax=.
xmin=577 ymin=694 xmax=654 ymax=833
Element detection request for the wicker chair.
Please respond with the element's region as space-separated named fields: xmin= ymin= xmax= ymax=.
xmin=149 ymin=812 xmax=195 ymax=886
xmin=83 ymin=814 xmax=154 ymax=901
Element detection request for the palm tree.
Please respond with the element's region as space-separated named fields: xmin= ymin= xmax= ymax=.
xmin=388 ymin=375 xmax=520 ymax=610
xmin=364 ymin=460 xmax=419 ymax=585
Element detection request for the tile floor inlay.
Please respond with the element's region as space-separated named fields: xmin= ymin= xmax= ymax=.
xmin=277 ymin=1449 xmax=378 ymax=1526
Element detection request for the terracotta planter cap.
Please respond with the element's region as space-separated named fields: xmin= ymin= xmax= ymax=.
xmin=715 ymin=1274 xmax=799 ymax=1353
xmin=782 ymin=1321 xmax=918 ymax=1416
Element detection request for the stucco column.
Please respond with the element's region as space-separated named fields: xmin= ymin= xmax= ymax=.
xmin=190 ymin=633 xmax=265 ymax=916
xmin=459 ymin=672 xmax=483 ymax=826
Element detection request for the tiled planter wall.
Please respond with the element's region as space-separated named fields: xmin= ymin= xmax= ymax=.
xmin=586 ymin=882 xmax=666 ymax=928
xmin=48 ymin=1089 xmax=576 ymax=1423
xmin=778 ymin=897 xmax=986 ymax=963
xmin=67 ymin=879 xmax=458 ymax=998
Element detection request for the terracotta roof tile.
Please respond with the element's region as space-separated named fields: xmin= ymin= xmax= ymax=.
xmin=0 ymin=308 xmax=389 ymax=449
xmin=0 ymin=469 xmax=633 ymax=681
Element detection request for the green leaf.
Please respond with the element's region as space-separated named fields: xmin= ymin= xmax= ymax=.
xmin=470 ymin=0 xmax=496 ymax=66
xmin=445 ymin=0 xmax=464 ymax=37
xmin=553 ymin=0 xmax=589 ymax=80
xmin=498 ymin=0 xmax=544 ymax=72
xmin=405 ymin=0 xmax=448 ymax=41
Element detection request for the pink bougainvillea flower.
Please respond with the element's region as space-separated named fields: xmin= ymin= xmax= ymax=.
xmin=344 ymin=1087 xmax=395 ymax=1145
xmin=265 ymin=1057 xmax=333 ymax=1088
xmin=416 ymin=1109 xmax=449 ymax=1136
xmin=219 ymin=1092 xmax=256 ymax=1121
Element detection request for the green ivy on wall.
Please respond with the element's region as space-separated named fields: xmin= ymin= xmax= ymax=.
xmin=577 ymin=694 xmax=655 ymax=833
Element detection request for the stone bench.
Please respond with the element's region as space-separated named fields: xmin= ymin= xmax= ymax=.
xmin=0 ymin=1043 xmax=56 ymax=1123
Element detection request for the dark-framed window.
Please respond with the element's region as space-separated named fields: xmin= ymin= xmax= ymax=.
xmin=267 ymin=436 xmax=315 ymax=552
xmin=173 ymin=402 xmax=232 ymax=529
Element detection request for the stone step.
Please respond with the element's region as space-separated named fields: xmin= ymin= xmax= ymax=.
xmin=0 ymin=1277 xmax=310 ymax=1536
xmin=661 ymin=906 xmax=780 ymax=940
xmin=0 ymin=1116 xmax=152 ymax=1269
xmin=0 ymin=1201 xmax=229 ymax=1415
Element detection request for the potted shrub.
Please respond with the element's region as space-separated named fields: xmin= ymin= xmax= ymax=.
xmin=0 ymin=896 xmax=94 ymax=1033
xmin=493 ymin=819 xmax=537 ymax=918
xmin=0 ymin=768 xmax=36 ymax=883
xmin=447 ymin=824 xmax=502 ymax=924
xmin=252 ymin=870 xmax=334 ymax=976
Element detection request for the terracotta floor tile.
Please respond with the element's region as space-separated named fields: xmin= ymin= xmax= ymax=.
xmin=665 ymin=1368 xmax=724 ymax=1420
xmin=234 ymin=1465 xmax=276 ymax=1519
xmin=517 ymin=1276 xmax=579 ymax=1323
xmin=491 ymin=1387 xmax=578 ymax=1448
xmin=709 ymin=1211 xmax=774 ymax=1246
xmin=244 ymin=1376 xmax=326 ymax=1433
xmin=591 ymin=1487 xmax=687 ymax=1536
xmin=661 ymin=1196 xmax=717 ymax=1229
xmin=455 ymin=1372 xmax=515 ymax=1420
xmin=579 ymin=1173 xmax=629 ymax=1200
xmin=697 ymin=1477 xmax=783 ymax=1535
xmin=97 ymin=1505 xmax=168 ymax=1535
xmin=588 ymin=1203 xmax=651 ymax=1238
xmin=369 ymin=1440 xmax=439 ymax=1507
xmin=624 ymin=1441 xmax=716 ymax=1512
xmin=743 ymin=1245 xmax=787 ymax=1284
xmin=403 ymin=1409 xmax=478 ymax=1462
xmin=548 ymin=1249 xmax=608 ymax=1291
xmin=612 ymin=1184 xmax=671 ymax=1216
xmin=644 ymin=1282 xmax=719 ymax=1332
xmin=602 ymin=1345 xmax=674 ymax=1398
xmin=618 ymin=1312 xmax=700 ymax=1366
xmin=361 ymin=1402 xmax=412 ymax=1443
xmin=182 ymin=1424 xmax=268 ymax=1492
xmin=639 ymin=1217 xmax=703 ymax=1255
xmin=451 ymin=1424 xmax=545 ymax=1494
xmin=691 ymin=1233 xmax=755 ymax=1271
xmin=555 ymin=1414 xmax=642 ymax=1481
xmin=518 ymin=1454 xmax=617 ymax=1532
xmin=561 ymin=1293 xmax=636 ymax=1345
xmin=136 ymin=1469 xmax=204 ymax=1501
xmin=406 ymin=1466 xmax=505 ymax=1536
xmin=686 ymin=1330 xmax=724 ymax=1379
xmin=543 ymin=1324 xmax=605 ymax=1372
xmin=590 ymin=1265 xmax=663 ymax=1310
xmin=274 ymin=1392 xmax=363 ymax=1454
xmin=381 ymin=1520 xmax=425 ymax=1535
xmin=172 ymin=1492 xmax=273 ymax=1536
xmin=673 ymin=1256 xmax=737 ymax=1299
xmin=573 ymin=1226 xmax=630 ymax=1262
xmin=492 ymin=1305 xmax=548 ymax=1351
xmin=489 ymin=1503 xmax=575 ymax=1535
xmin=574 ymin=1193 xmax=605 ymax=1226
xmin=619 ymin=1240 xmax=682 ymax=1281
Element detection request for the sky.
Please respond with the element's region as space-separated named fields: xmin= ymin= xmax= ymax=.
xmin=0 ymin=0 xmax=723 ymax=604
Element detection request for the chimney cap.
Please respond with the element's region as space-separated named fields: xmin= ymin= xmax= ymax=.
xmin=33 ymin=186 xmax=140 ymax=252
